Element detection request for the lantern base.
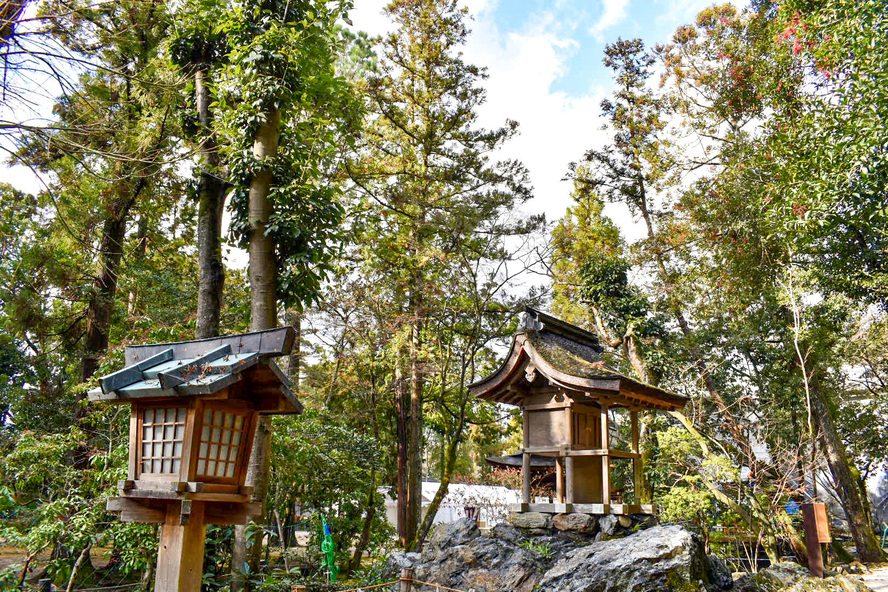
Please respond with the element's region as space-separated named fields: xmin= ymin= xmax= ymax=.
xmin=107 ymin=497 xmax=262 ymax=525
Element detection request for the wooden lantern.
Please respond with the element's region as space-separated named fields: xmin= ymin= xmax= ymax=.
xmin=470 ymin=308 xmax=687 ymax=516
xmin=88 ymin=327 xmax=302 ymax=592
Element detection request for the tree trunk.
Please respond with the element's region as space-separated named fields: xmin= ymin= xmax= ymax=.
xmin=807 ymin=371 xmax=884 ymax=562
xmin=407 ymin=293 xmax=423 ymax=547
xmin=232 ymin=108 xmax=282 ymax=591
xmin=194 ymin=61 xmax=226 ymax=340
xmin=412 ymin=428 xmax=460 ymax=551
xmin=285 ymin=310 xmax=301 ymax=385
xmin=79 ymin=198 xmax=136 ymax=388
xmin=395 ymin=361 xmax=409 ymax=548
xmin=126 ymin=216 xmax=149 ymax=316
xmin=247 ymin=110 xmax=280 ymax=331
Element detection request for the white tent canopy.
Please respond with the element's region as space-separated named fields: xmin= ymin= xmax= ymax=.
xmin=380 ymin=482 xmax=521 ymax=528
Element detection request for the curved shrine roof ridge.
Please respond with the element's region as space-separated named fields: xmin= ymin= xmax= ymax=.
xmin=470 ymin=307 xmax=686 ymax=411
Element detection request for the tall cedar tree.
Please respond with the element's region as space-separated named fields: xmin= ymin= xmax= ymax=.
xmin=658 ymin=3 xmax=885 ymax=561
xmin=348 ymin=0 xmax=533 ymax=549
xmin=214 ymin=0 xmax=358 ymax=582
xmin=170 ymin=0 xmax=231 ymax=340
xmin=572 ymin=37 xmax=813 ymax=562
xmin=11 ymin=0 xmax=179 ymax=394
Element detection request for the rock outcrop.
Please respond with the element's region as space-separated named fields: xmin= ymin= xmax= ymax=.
xmin=537 ymin=524 xmax=712 ymax=591
xmin=387 ymin=518 xmax=718 ymax=591
xmin=385 ymin=518 xmax=872 ymax=592
xmin=750 ymin=562 xmax=870 ymax=592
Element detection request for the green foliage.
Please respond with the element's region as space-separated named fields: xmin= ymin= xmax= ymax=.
xmin=0 ymin=406 xmax=153 ymax=583
xmin=268 ymin=410 xmax=393 ymax=572
xmin=519 ymin=540 xmax=553 ymax=558
xmin=579 ymin=255 xmax=664 ymax=340
xmin=215 ymin=0 xmax=362 ymax=309
xmin=761 ymin=0 xmax=888 ymax=303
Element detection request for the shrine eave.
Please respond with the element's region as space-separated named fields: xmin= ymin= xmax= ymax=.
xmin=470 ymin=322 xmax=686 ymax=412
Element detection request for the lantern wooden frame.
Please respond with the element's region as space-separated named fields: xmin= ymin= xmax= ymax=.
xmin=88 ymin=327 xmax=301 ymax=592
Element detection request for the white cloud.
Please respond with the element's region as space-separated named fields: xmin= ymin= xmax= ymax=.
xmin=346 ymin=0 xmax=390 ymax=37
xmin=347 ymin=0 xmax=641 ymax=237
xmin=589 ymin=0 xmax=631 ymax=41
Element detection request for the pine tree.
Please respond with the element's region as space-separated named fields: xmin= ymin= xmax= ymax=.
xmin=348 ymin=0 xmax=537 ymax=549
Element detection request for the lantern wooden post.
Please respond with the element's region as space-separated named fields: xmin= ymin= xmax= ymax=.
xmin=600 ymin=404 xmax=610 ymax=507
xmin=155 ymin=502 xmax=207 ymax=592
xmin=89 ymin=328 xmax=303 ymax=592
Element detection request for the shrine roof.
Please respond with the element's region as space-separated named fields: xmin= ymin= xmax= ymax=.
xmin=469 ymin=308 xmax=686 ymax=411
xmin=87 ymin=327 xmax=302 ymax=414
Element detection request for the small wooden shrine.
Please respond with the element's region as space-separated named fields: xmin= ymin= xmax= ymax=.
xmin=470 ymin=308 xmax=686 ymax=516
xmin=88 ymin=327 xmax=301 ymax=592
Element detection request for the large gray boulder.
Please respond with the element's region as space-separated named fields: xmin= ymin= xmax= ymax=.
xmin=753 ymin=562 xmax=870 ymax=592
xmin=538 ymin=524 xmax=711 ymax=591
xmin=413 ymin=519 xmax=546 ymax=592
xmin=383 ymin=518 xmax=871 ymax=592
xmin=386 ymin=519 xmax=720 ymax=592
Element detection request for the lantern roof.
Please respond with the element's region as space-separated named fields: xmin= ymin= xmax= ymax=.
xmin=469 ymin=308 xmax=686 ymax=411
xmin=87 ymin=327 xmax=302 ymax=414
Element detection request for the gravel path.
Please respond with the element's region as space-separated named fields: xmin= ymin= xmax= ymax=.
xmin=863 ymin=566 xmax=888 ymax=591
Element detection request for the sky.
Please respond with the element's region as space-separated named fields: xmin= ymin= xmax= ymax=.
xmin=347 ymin=0 xmax=729 ymax=241
xmin=1 ymin=0 xmax=733 ymax=251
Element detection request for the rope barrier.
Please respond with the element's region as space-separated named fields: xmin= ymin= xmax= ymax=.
xmin=411 ymin=579 xmax=471 ymax=591
xmin=68 ymin=584 xmax=140 ymax=591
xmin=335 ymin=580 xmax=400 ymax=592
xmin=335 ymin=578 xmax=471 ymax=592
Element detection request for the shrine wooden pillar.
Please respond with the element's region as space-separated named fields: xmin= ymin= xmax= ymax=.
xmin=601 ymin=404 xmax=610 ymax=506
xmin=522 ymin=452 xmax=532 ymax=504
xmin=631 ymin=410 xmax=642 ymax=502
xmin=555 ymin=458 xmax=564 ymax=503
xmin=565 ymin=456 xmax=575 ymax=504
xmin=522 ymin=407 xmax=531 ymax=504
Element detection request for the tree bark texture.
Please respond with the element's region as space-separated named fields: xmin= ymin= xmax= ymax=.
xmin=79 ymin=180 xmax=144 ymax=390
xmin=395 ymin=362 xmax=409 ymax=548
xmin=248 ymin=110 xmax=281 ymax=332
xmin=407 ymin=295 xmax=423 ymax=547
xmin=285 ymin=310 xmax=301 ymax=386
xmin=412 ymin=426 xmax=460 ymax=551
xmin=232 ymin=108 xmax=282 ymax=591
xmin=807 ymin=370 xmax=884 ymax=562
xmin=194 ymin=63 xmax=226 ymax=340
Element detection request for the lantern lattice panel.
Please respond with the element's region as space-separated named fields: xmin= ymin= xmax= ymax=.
xmin=196 ymin=408 xmax=248 ymax=480
xmin=140 ymin=407 xmax=187 ymax=475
